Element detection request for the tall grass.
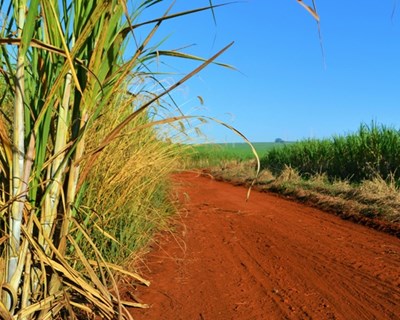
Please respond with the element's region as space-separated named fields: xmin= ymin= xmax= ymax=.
xmin=81 ymin=101 xmax=181 ymax=265
xmin=262 ymin=123 xmax=400 ymax=183
xmin=0 ymin=1 xmax=232 ymax=319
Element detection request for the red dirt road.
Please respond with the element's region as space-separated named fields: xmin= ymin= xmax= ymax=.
xmin=130 ymin=172 xmax=400 ymax=320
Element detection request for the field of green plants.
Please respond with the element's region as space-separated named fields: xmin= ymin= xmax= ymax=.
xmin=261 ymin=123 xmax=400 ymax=183
xmin=190 ymin=124 xmax=400 ymax=186
xmin=187 ymin=142 xmax=289 ymax=167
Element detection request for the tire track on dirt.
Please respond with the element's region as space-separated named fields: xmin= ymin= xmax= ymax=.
xmin=129 ymin=172 xmax=400 ymax=320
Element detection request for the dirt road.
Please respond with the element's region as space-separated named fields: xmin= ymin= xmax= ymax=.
xmin=130 ymin=172 xmax=400 ymax=320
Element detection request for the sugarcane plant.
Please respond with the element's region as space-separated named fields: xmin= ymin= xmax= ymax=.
xmin=0 ymin=0 xmax=234 ymax=318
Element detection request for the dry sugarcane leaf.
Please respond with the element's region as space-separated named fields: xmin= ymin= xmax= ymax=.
xmin=67 ymin=220 xmax=127 ymax=318
xmin=0 ymin=235 xmax=8 ymax=245
xmin=120 ymin=300 xmax=149 ymax=309
xmin=0 ymin=300 xmax=12 ymax=320
xmin=40 ymin=303 xmax=68 ymax=320
xmin=297 ymin=0 xmax=320 ymax=21
xmin=87 ymin=260 xmax=150 ymax=287
xmin=67 ymin=235 xmax=113 ymax=301
xmin=23 ymin=219 xmax=114 ymax=311
xmin=16 ymin=292 xmax=64 ymax=318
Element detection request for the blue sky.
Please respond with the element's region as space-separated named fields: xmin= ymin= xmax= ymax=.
xmin=138 ymin=1 xmax=400 ymax=142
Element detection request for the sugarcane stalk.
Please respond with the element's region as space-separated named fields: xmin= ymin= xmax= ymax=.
xmin=5 ymin=0 xmax=26 ymax=311
xmin=45 ymin=70 xmax=73 ymax=301
xmin=41 ymin=70 xmax=72 ymax=247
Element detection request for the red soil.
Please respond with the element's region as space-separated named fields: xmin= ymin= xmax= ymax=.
xmin=129 ymin=171 xmax=400 ymax=320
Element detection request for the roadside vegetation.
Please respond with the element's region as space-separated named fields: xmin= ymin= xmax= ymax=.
xmin=0 ymin=1 xmax=231 ymax=319
xmin=80 ymin=109 xmax=181 ymax=266
xmin=188 ymin=124 xmax=400 ymax=237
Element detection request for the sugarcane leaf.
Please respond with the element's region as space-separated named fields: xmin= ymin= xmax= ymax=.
xmin=149 ymin=50 xmax=236 ymax=70
xmin=20 ymin=0 xmax=40 ymax=57
xmin=77 ymin=41 xmax=234 ymax=189
xmin=123 ymin=2 xmax=232 ymax=33
xmin=88 ymin=260 xmax=150 ymax=286
xmin=297 ymin=0 xmax=319 ymax=21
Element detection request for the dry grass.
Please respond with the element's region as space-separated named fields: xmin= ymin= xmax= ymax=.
xmin=80 ymin=101 xmax=182 ymax=265
xmin=359 ymin=176 xmax=400 ymax=202
xmin=274 ymin=165 xmax=302 ymax=184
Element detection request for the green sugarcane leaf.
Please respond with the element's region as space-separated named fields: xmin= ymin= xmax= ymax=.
xmin=150 ymin=50 xmax=236 ymax=70
xmin=20 ymin=0 xmax=39 ymax=57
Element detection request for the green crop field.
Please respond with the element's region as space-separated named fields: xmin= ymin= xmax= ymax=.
xmin=187 ymin=142 xmax=291 ymax=167
xmin=261 ymin=123 xmax=400 ymax=183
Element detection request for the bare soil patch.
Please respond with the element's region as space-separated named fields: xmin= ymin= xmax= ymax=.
xmin=129 ymin=171 xmax=400 ymax=320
